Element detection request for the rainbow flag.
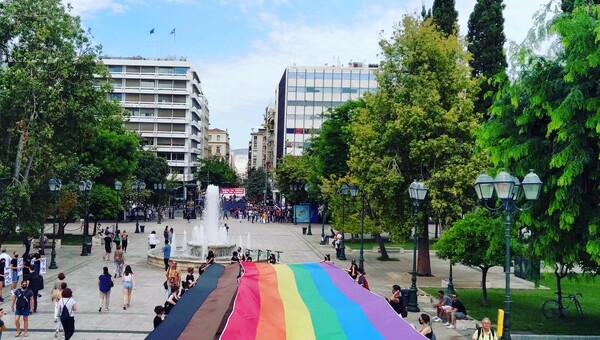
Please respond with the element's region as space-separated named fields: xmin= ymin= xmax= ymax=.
xmin=220 ymin=262 xmax=423 ymax=340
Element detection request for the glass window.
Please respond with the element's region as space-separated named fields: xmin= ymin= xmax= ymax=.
xmin=125 ymin=93 xmax=138 ymax=102
xmin=173 ymin=80 xmax=186 ymax=89
xmin=323 ymin=73 xmax=333 ymax=80
xmin=108 ymin=65 xmax=122 ymax=73
xmin=125 ymin=79 xmax=139 ymax=88
xmin=111 ymin=79 xmax=122 ymax=88
xmin=217 ymin=135 xmax=221 ymax=141
xmin=173 ymin=67 xmax=187 ymax=75
xmin=333 ymin=73 xmax=342 ymax=80
xmin=172 ymin=124 xmax=185 ymax=132
xmin=140 ymin=79 xmax=154 ymax=89
xmin=158 ymin=94 xmax=172 ymax=103
xmin=140 ymin=94 xmax=154 ymax=102
xmin=139 ymin=123 xmax=154 ymax=132
xmin=141 ymin=109 xmax=154 ymax=117
xmin=360 ymin=73 xmax=370 ymax=80
xmin=342 ymin=73 xmax=351 ymax=80
xmin=158 ymin=67 xmax=173 ymax=75
xmin=173 ymin=110 xmax=186 ymax=118
xmin=157 ymin=124 xmax=171 ymax=131
xmin=288 ymin=71 xmax=297 ymax=79
xmin=158 ymin=109 xmax=172 ymax=118
xmin=351 ymin=73 xmax=361 ymax=80
xmin=288 ymin=86 xmax=296 ymax=92
xmin=173 ymin=95 xmax=186 ymax=104
xmin=296 ymin=72 xmax=305 ymax=80
xmin=141 ymin=66 xmax=155 ymax=74
xmin=126 ymin=66 xmax=140 ymax=74
xmin=108 ymin=93 xmax=122 ymax=101
xmin=172 ymin=138 xmax=185 ymax=146
xmin=314 ymin=72 xmax=323 ymax=79
xmin=158 ymin=80 xmax=172 ymax=89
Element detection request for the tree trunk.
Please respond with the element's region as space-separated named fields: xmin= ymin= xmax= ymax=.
xmin=480 ymin=266 xmax=490 ymax=306
xmin=417 ymin=211 xmax=432 ymax=276
xmin=375 ymin=233 xmax=389 ymax=260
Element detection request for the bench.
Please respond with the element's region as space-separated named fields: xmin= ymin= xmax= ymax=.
xmin=455 ymin=316 xmax=477 ymax=330
xmin=372 ymin=246 xmax=404 ymax=253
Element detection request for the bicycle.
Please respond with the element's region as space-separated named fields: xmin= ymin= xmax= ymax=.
xmin=542 ymin=292 xmax=583 ymax=319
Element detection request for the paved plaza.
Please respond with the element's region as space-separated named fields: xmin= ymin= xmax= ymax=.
xmin=0 ymin=216 xmax=541 ymax=339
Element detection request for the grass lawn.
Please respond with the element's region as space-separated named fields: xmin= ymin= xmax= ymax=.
xmin=344 ymin=238 xmax=439 ymax=251
xmin=424 ymin=273 xmax=600 ymax=335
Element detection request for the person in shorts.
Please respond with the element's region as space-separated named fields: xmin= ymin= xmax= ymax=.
xmin=444 ymin=294 xmax=468 ymax=329
xmin=11 ymin=280 xmax=34 ymax=337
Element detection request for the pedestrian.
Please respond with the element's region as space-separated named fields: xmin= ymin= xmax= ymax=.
xmin=153 ymin=305 xmax=165 ymax=329
xmin=10 ymin=251 xmax=19 ymax=291
xmin=58 ymin=288 xmax=77 ymax=340
xmin=0 ymin=307 xmax=7 ymax=338
xmin=51 ymin=282 xmax=66 ymax=338
xmin=471 ymin=317 xmax=497 ymax=340
xmin=53 ymin=273 xmax=66 ymax=290
xmin=114 ymin=245 xmax=125 ymax=278
xmin=386 ymin=285 xmax=407 ymax=318
xmin=163 ymin=241 xmax=171 ymax=271
xmin=357 ymin=268 xmax=370 ymax=290
xmin=418 ymin=314 xmax=434 ymax=339
xmin=345 ymin=260 xmax=358 ymax=280
xmin=148 ymin=231 xmax=159 ymax=249
xmin=165 ymin=260 xmax=181 ymax=295
xmin=0 ymin=258 xmax=5 ymax=302
xmin=11 ymin=279 xmax=34 ymax=337
xmin=185 ymin=267 xmax=196 ymax=288
xmin=23 ymin=236 xmax=32 ymax=259
xmin=432 ymin=290 xmax=452 ymax=322
xmin=114 ymin=230 xmax=121 ymax=248
xmin=443 ymin=294 xmax=468 ymax=329
xmin=169 ymin=227 xmax=174 ymax=244
xmin=163 ymin=226 xmax=169 ymax=244
xmin=122 ymin=265 xmax=135 ymax=310
xmin=121 ymin=230 xmax=129 ymax=253
xmin=98 ymin=266 xmax=114 ymax=312
xmin=103 ymin=231 xmax=113 ymax=261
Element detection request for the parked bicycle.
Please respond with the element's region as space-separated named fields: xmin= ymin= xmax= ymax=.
xmin=542 ymin=292 xmax=583 ymax=319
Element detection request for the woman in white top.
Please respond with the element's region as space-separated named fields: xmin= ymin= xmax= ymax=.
xmin=58 ymin=288 xmax=77 ymax=340
xmin=122 ymin=265 xmax=135 ymax=310
xmin=148 ymin=231 xmax=159 ymax=249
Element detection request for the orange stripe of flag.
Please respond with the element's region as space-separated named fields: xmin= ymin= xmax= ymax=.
xmin=255 ymin=264 xmax=286 ymax=340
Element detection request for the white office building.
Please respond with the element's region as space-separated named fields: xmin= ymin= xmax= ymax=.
xmin=101 ymin=57 xmax=210 ymax=186
xmin=273 ymin=63 xmax=379 ymax=166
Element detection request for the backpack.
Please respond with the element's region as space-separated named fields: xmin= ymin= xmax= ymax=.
xmin=15 ymin=289 xmax=30 ymax=312
xmin=60 ymin=298 xmax=71 ymax=321
xmin=476 ymin=325 xmax=496 ymax=339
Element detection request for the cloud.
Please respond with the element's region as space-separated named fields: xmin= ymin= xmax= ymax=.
xmin=64 ymin=0 xmax=128 ymax=18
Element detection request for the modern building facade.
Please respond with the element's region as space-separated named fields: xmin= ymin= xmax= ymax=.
xmin=101 ymin=57 xmax=210 ymax=187
xmin=273 ymin=63 xmax=379 ymax=167
xmin=248 ymin=127 xmax=267 ymax=170
xmin=207 ymin=128 xmax=231 ymax=162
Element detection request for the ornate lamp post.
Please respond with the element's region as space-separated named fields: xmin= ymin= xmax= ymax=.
xmin=289 ymin=183 xmax=301 ymax=225
xmin=114 ymin=181 xmax=122 ymax=233
xmin=319 ymin=203 xmax=328 ymax=245
xmin=79 ymin=180 xmax=93 ymax=256
xmin=407 ymin=180 xmax=428 ymax=312
xmin=474 ymin=169 xmax=542 ymax=340
xmin=154 ymin=183 xmax=165 ymax=224
xmin=337 ymin=183 xmax=349 ymax=261
xmin=447 ymin=261 xmax=456 ymax=295
xmin=348 ymin=184 xmax=365 ymax=271
xmin=304 ymin=183 xmax=313 ymax=235
xmin=48 ymin=178 xmax=61 ymax=269
xmin=132 ymin=180 xmax=146 ymax=233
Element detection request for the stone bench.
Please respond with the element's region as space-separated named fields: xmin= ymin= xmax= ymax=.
xmin=455 ymin=316 xmax=477 ymax=330
xmin=372 ymin=246 xmax=404 ymax=253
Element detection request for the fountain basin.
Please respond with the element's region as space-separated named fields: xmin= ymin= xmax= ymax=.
xmin=146 ymin=248 xmax=235 ymax=269
xmin=188 ymin=242 xmax=237 ymax=259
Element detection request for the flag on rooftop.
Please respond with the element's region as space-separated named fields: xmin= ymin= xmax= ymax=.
xmin=149 ymin=28 xmax=155 ymax=34
xmin=170 ymin=28 xmax=176 ymax=35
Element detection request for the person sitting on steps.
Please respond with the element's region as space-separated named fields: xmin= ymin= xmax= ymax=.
xmin=443 ymin=293 xmax=468 ymax=329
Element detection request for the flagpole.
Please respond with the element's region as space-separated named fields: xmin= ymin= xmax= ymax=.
xmin=171 ymin=28 xmax=177 ymax=59
xmin=150 ymin=28 xmax=156 ymax=58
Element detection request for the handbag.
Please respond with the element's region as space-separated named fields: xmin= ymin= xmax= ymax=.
xmin=109 ymin=280 xmax=114 ymax=288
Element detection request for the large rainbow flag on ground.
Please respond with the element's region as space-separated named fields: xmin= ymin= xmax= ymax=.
xmin=220 ymin=262 xmax=424 ymax=340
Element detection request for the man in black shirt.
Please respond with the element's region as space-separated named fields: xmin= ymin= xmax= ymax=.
xmin=443 ymin=294 xmax=468 ymax=329
xmin=153 ymin=305 xmax=164 ymax=329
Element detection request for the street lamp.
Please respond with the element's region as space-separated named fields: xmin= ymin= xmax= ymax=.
xmin=407 ymin=180 xmax=428 ymax=312
xmin=304 ymin=183 xmax=314 ymax=235
xmin=337 ymin=183 xmax=349 ymax=261
xmin=48 ymin=178 xmax=61 ymax=269
xmin=78 ymin=180 xmax=93 ymax=256
xmin=154 ymin=183 xmax=166 ymax=224
xmin=319 ymin=203 xmax=328 ymax=245
xmin=289 ymin=183 xmax=301 ymax=225
xmin=474 ymin=169 xmax=542 ymax=340
xmin=132 ymin=180 xmax=146 ymax=233
xmin=348 ymin=184 xmax=365 ymax=271
xmin=114 ymin=181 xmax=122 ymax=233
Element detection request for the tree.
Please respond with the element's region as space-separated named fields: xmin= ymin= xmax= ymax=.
xmin=479 ymin=2 xmax=600 ymax=296
xmin=196 ymin=158 xmax=240 ymax=189
xmin=436 ymin=210 xmax=515 ymax=305
xmin=273 ymin=154 xmax=313 ymax=205
xmin=349 ymin=15 xmax=479 ymax=274
xmin=245 ymin=167 xmax=271 ymax=203
xmin=467 ymin=0 xmax=508 ymax=117
xmin=432 ymin=0 xmax=458 ymax=36
xmin=0 ymin=0 xmax=132 ymax=242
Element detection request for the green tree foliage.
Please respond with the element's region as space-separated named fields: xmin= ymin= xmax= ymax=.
xmin=467 ymin=0 xmax=508 ymax=117
xmin=436 ymin=210 xmax=514 ymax=305
xmin=274 ymin=154 xmax=313 ymax=205
xmin=196 ymin=158 xmax=240 ymax=189
xmin=245 ymin=167 xmax=271 ymax=203
xmin=479 ymin=3 xmax=600 ymax=293
xmin=0 ymin=0 xmax=137 ymax=242
xmin=135 ymin=150 xmax=170 ymax=186
xmin=309 ymin=100 xmax=364 ymax=180
xmin=561 ymin=0 xmax=600 ymax=13
xmin=349 ymin=15 xmax=480 ymax=274
xmin=432 ymin=0 xmax=458 ymax=36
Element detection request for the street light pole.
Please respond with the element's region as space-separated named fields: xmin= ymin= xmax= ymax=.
xmin=338 ymin=183 xmax=349 ymax=261
xmin=48 ymin=178 xmax=61 ymax=269
xmin=79 ymin=180 xmax=93 ymax=256
xmin=114 ymin=181 xmax=122 ymax=233
xmin=132 ymin=180 xmax=146 ymax=233
xmin=407 ymin=180 xmax=428 ymax=312
xmin=319 ymin=203 xmax=327 ymax=245
xmin=154 ymin=183 xmax=165 ymax=224
xmin=348 ymin=184 xmax=364 ymax=271
xmin=304 ymin=183 xmax=313 ymax=235
xmin=447 ymin=262 xmax=456 ymax=295
xmin=474 ymin=169 xmax=542 ymax=340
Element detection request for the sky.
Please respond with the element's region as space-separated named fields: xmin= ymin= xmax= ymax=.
xmin=67 ymin=0 xmax=552 ymax=149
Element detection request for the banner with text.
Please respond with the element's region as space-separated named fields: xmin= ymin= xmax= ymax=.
xmin=220 ymin=188 xmax=246 ymax=199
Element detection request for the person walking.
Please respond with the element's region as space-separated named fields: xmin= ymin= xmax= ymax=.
xmin=114 ymin=245 xmax=125 ymax=278
xmin=103 ymin=231 xmax=113 ymax=262
xmin=98 ymin=267 xmax=114 ymax=312
xmin=122 ymin=265 xmax=135 ymax=310
xmin=163 ymin=241 xmax=171 ymax=271
xmin=51 ymin=282 xmax=66 ymax=338
xmin=11 ymin=279 xmax=34 ymax=337
xmin=10 ymin=252 xmax=19 ymax=291
xmin=148 ymin=231 xmax=159 ymax=249
xmin=121 ymin=230 xmax=129 ymax=253
xmin=58 ymin=288 xmax=77 ymax=340
xmin=113 ymin=230 xmax=121 ymax=248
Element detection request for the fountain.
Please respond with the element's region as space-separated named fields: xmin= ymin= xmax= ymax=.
xmin=146 ymin=185 xmax=237 ymax=267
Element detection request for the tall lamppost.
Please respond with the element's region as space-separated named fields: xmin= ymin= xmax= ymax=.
xmin=474 ymin=169 xmax=542 ymax=340
xmin=48 ymin=178 xmax=61 ymax=269
xmin=154 ymin=183 xmax=165 ymax=224
xmin=348 ymin=184 xmax=365 ymax=271
xmin=289 ymin=182 xmax=301 ymax=225
xmin=79 ymin=180 xmax=93 ymax=256
xmin=407 ymin=180 xmax=428 ymax=312
xmin=132 ymin=180 xmax=146 ymax=233
xmin=114 ymin=181 xmax=122 ymax=233
xmin=304 ymin=183 xmax=313 ymax=235
xmin=447 ymin=262 xmax=456 ymax=295
xmin=319 ymin=203 xmax=328 ymax=245
xmin=337 ymin=183 xmax=349 ymax=261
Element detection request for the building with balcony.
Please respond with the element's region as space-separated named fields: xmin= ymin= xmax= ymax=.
xmin=273 ymin=63 xmax=379 ymax=167
xmin=248 ymin=127 xmax=267 ymax=170
xmin=101 ymin=57 xmax=210 ymax=187
xmin=207 ymin=128 xmax=230 ymax=162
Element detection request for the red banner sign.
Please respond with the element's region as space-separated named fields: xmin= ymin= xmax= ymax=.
xmin=220 ymin=188 xmax=246 ymax=196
